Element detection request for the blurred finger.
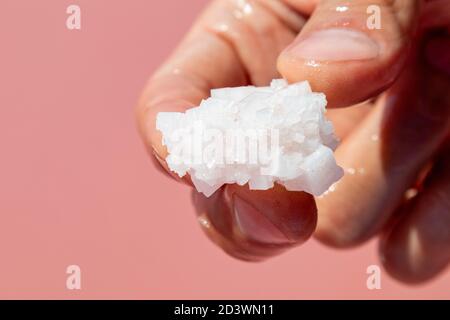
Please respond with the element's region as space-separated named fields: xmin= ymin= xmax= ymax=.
xmin=380 ymin=145 xmax=450 ymax=283
xmin=315 ymin=41 xmax=450 ymax=247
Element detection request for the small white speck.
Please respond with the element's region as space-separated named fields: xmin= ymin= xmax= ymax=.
xmin=242 ymin=3 xmax=253 ymax=14
xmin=336 ymin=6 xmax=348 ymax=12
xmin=306 ymin=60 xmax=320 ymax=67
xmin=216 ymin=24 xmax=229 ymax=32
xmin=198 ymin=216 xmax=210 ymax=228
xmin=346 ymin=167 xmax=356 ymax=175
xmin=371 ymin=134 xmax=379 ymax=142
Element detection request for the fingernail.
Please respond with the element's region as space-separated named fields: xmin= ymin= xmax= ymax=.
xmin=232 ymin=194 xmax=290 ymax=244
xmin=288 ymin=28 xmax=379 ymax=61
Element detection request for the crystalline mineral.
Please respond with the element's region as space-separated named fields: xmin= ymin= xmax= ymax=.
xmin=156 ymin=79 xmax=344 ymax=197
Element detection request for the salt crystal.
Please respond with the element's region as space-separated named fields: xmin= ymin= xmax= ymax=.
xmin=156 ymin=79 xmax=344 ymax=197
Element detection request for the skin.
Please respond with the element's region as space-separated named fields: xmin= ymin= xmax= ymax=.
xmin=136 ymin=0 xmax=450 ymax=283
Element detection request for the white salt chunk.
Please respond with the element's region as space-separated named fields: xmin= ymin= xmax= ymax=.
xmin=156 ymin=79 xmax=344 ymax=197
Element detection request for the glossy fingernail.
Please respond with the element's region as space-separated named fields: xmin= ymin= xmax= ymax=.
xmin=288 ymin=28 xmax=380 ymax=61
xmin=233 ymin=194 xmax=290 ymax=244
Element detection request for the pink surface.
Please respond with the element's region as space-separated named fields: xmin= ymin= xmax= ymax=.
xmin=0 ymin=0 xmax=448 ymax=299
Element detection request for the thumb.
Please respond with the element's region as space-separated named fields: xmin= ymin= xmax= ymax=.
xmin=278 ymin=0 xmax=420 ymax=108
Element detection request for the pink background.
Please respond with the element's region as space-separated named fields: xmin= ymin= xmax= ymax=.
xmin=0 ymin=0 xmax=448 ymax=299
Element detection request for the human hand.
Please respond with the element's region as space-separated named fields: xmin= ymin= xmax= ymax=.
xmin=136 ymin=0 xmax=450 ymax=283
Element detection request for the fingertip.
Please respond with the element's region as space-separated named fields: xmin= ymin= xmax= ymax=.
xmin=277 ymin=0 xmax=419 ymax=108
xmin=379 ymin=150 xmax=450 ymax=284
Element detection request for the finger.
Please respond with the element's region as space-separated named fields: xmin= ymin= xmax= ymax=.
xmin=380 ymin=145 xmax=450 ymax=283
xmin=380 ymin=34 xmax=450 ymax=283
xmin=193 ymin=184 xmax=317 ymax=261
xmin=278 ymin=0 xmax=420 ymax=108
xmin=314 ymin=41 xmax=450 ymax=247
